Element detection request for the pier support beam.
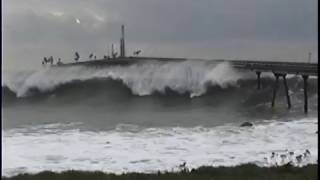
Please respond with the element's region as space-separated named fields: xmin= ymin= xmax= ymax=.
xmin=271 ymin=74 xmax=280 ymax=107
xmin=282 ymin=74 xmax=291 ymax=109
xmin=302 ymin=75 xmax=309 ymax=113
xmin=271 ymin=73 xmax=292 ymax=109
xmin=256 ymin=71 xmax=261 ymax=90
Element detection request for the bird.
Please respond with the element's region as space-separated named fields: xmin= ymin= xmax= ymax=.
xmin=306 ymin=149 xmax=311 ymax=155
xmin=280 ymin=154 xmax=287 ymax=159
xmin=303 ymin=149 xmax=311 ymax=158
xmin=280 ymin=154 xmax=287 ymax=164
xmin=178 ymin=161 xmax=187 ymax=171
xmin=296 ymin=155 xmax=303 ymax=163
xmin=288 ymin=151 xmax=295 ymax=163
xmin=179 ymin=161 xmax=186 ymax=168
xmin=133 ymin=50 xmax=141 ymax=56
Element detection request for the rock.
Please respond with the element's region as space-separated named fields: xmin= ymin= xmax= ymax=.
xmin=240 ymin=122 xmax=253 ymax=127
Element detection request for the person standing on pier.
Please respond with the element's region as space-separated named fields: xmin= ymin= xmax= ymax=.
xmin=74 ymin=52 xmax=80 ymax=62
xmin=42 ymin=57 xmax=47 ymax=65
xmin=57 ymin=58 xmax=63 ymax=65
xmin=47 ymin=56 xmax=54 ymax=65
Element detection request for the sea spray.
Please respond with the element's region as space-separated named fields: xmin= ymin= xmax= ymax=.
xmin=3 ymin=60 xmax=253 ymax=98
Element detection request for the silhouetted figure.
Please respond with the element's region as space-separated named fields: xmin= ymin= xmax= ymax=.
xmin=133 ymin=50 xmax=141 ymax=56
xmin=94 ymin=56 xmax=96 ymax=60
xmin=271 ymin=152 xmax=275 ymax=159
xmin=42 ymin=57 xmax=47 ymax=65
xmin=112 ymin=52 xmax=118 ymax=59
xmin=75 ymin=52 xmax=80 ymax=62
xmin=57 ymin=58 xmax=63 ymax=65
xmin=89 ymin=53 xmax=93 ymax=60
xmin=42 ymin=56 xmax=53 ymax=66
xmin=104 ymin=55 xmax=107 ymax=59
xmin=49 ymin=56 xmax=54 ymax=65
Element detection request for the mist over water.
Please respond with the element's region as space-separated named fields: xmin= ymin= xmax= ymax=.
xmin=2 ymin=60 xmax=318 ymax=177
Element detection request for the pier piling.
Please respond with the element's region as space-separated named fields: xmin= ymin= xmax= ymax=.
xmin=256 ymin=71 xmax=261 ymax=90
xmin=282 ymin=74 xmax=291 ymax=109
xmin=302 ymin=75 xmax=309 ymax=113
xmin=271 ymin=73 xmax=280 ymax=107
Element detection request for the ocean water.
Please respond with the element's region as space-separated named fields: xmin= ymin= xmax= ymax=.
xmin=2 ymin=60 xmax=318 ymax=177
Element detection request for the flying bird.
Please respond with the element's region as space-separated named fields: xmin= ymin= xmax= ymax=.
xmin=133 ymin=50 xmax=141 ymax=56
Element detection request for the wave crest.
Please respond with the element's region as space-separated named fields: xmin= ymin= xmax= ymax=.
xmin=4 ymin=61 xmax=253 ymax=98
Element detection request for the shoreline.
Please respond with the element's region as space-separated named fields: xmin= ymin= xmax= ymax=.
xmin=3 ymin=163 xmax=317 ymax=180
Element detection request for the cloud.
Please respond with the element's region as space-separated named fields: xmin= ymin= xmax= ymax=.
xmin=2 ymin=0 xmax=318 ymax=71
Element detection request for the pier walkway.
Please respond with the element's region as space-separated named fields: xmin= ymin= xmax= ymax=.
xmin=53 ymin=57 xmax=318 ymax=76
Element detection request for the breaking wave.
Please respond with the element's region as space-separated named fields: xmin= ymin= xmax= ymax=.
xmin=3 ymin=61 xmax=254 ymax=97
xmin=2 ymin=60 xmax=318 ymax=103
xmin=2 ymin=60 xmax=318 ymax=177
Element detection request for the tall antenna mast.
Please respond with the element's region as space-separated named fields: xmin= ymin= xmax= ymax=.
xmin=120 ymin=25 xmax=126 ymax=57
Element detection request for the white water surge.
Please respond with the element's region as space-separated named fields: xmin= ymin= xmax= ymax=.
xmin=3 ymin=117 xmax=317 ymax=177
xmin=3 ymin=60 xmax=255 ymax=98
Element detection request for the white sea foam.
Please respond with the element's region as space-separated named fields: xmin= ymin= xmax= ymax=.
xmin=3 ymin=61 xmax=255 ymax=98
xmin=2 ymin=118 xmax=317 ymax=177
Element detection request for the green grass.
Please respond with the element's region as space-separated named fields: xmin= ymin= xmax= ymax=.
xmin=3 ymin=164 xmax=317 ymax=180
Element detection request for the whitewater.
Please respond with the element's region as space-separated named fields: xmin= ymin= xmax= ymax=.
xmin=2 ymin=60 xmax=318 ymax=177
xmin=2 ymin=118 xmax=318 ymax=177
xmin=3 ymin=61 xmax=254 ymax=98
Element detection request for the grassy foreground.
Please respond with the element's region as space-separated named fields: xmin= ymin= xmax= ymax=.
xmin=3 ymin=164 xmax=317 ymax=180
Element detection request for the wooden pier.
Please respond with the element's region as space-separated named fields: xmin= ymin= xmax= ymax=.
xmin=51 ymin=56 xmax=318 ymax=113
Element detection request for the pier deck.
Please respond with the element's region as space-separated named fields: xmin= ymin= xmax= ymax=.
xmin=53 ymin=56 xmax=318 ymax=76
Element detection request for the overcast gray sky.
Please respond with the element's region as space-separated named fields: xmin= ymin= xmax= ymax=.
xmin=2 ymin=0 xmax=318 ymax=71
